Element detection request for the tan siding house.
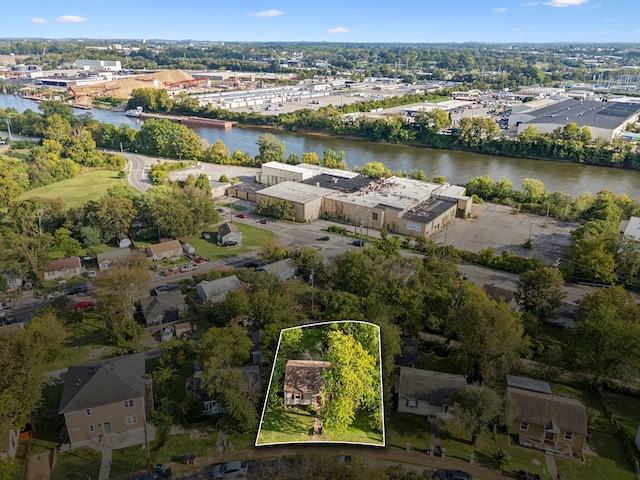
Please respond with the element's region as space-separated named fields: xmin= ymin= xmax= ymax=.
xmin=59 ymin=355 xmax=151 ymax=449
xmin=146 ymin=240 xmax=183 ymax=261
xmin=507 ymin=387 xmax=588 ymax=455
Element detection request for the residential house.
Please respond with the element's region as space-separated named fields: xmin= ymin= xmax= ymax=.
xmin=43 ymin=257 xmax=83 ymax=281
xmin=507 ymin=386 xmax=588 ymax=455
xmin=58 ymin=354 xmax=153 ymax=449
xmin=217 ymin=223 xmax=243 ymax=246
xmin=196 ymin=275 xmax=242 ymax=303
xmin=283 ymin=360 xmax=330 ymax=406
xmin=396 ymin=367 xmax=467 ymax=419
xmin=257 ymin=258 xmax=298 ymax=281
xmin=1 ymin=273 xmax=23 ymax=291
xmin=96 ymin=248 xmax=132 ymax=272
xmin=138 ymin=290 xmax=187 ymax=327
xmin=187 ymin=366 xmax=260 ymax=416
xmin=146 ymin=240 xmax=183 ymax=261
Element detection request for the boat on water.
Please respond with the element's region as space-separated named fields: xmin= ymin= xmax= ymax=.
xmin=125 ymin=106 xmax=143 ymax=117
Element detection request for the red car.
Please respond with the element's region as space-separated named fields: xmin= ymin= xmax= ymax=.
xmin=194 ymin=255 xmax=206 ymax=264
xmin=161 ymin=267 xmax=180 ymax=276
xmin=236 ymin=213 xmax=247 ymax=218
xmin=74 ymin=300 xmax=96 ymax=309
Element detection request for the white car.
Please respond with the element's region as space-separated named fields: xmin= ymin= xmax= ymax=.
xmin=161 ymin=326 xmax=174 ymax=342
xmin=211 ymin=461 xmax=248 ymax=479
xmin=180 ymin=264 xmax=197 ymax=273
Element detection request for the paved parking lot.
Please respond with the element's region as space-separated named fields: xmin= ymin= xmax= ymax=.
xmin=431 ymin=202 xmax=578 ymax=264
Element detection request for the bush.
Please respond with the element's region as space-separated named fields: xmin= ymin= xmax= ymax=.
xmin=327 ymin=225 xmax=347 ymax=234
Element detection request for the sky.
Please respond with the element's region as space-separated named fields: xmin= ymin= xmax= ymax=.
xmin=3 ymin=0 xmax=640 ymax=44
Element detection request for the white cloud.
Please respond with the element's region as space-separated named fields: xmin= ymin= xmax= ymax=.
xmin=55 ymin=15 xmax=88 ymax=23
xmin=29 ymin=17 xmax=48 ymax=24
xmin=493 ymin=7 xmax=507 ymax=12
xmin=545 ymin=0 xmax=588 ymax=7
xmin=520 ymin=2 xmax=538 ymax=6
xmin=327 ymin=26 xmax=350 ymax=34
xmin=249 ymin=9 xmax=283 ymax=18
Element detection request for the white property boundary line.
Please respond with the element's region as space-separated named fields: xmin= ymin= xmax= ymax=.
xmin=255 ymin=320 xmax=386 ymax=448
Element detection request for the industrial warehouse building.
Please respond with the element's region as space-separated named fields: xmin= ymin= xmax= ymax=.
xmin=230 ymin=162 xmax=472 ymax=237
xmin=511 ymin=98 xmax=640 ymax=140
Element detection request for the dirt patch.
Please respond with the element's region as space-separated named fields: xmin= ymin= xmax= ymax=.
xmin=432 ymin=202 xmax=579 ymax=264
xmin=73 ymin=70 xmax=194 ymax=99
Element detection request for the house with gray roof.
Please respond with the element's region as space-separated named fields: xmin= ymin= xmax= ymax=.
xmin=257 ymin=258 xmax=298 ymax=281
xmin=507 ymin=386 xmax=588 ymax=455
xmin=59 ymin=354 xmax=152 ymax=449
xmin=139 ymin=290 xmax=186 ymax=327
xmin=396 ymin=367 xmax=467 ymax=419
xmin=217 ymin=222 xmax=243 ymax=246
xmin=97 ymin=248 xmax=132 ymax=272
xmin=196 ymin=275 xmax=242 ymax=303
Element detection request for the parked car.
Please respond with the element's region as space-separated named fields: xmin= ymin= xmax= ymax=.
xmin=432 ymin=469 xmax=472 ymax=480
xmin=67 ymin=285 xmax=89 ymax=295
xmin=161 ymin=267 xmax=180 ymax=277
xmin=222 ymin=240 xmax=238 ymax=247
xmin=317 ymin=235 xmax=330 ymax=241
xmin=203 ymin=232 xmax=212 ymax=240
xmin=235 ymin=213 xmax=247 ymax=218
xmin=193 ymin=255 xmax=206 ymax=264
xmin=180 ymin=264 xmax=197 ymax=273
xmin=152 ymin=283 xmax=179 ymax=294
xmin=73 ymin=300 xmax=96 ymax=309
xmin=351 ymin=239 xmax=366 ymax=246
xmin=162 ymin=326 xmax=175 ymax=342
xmin=211 ymin=461 xmax=248 ymax=480
xmin=258 ymin=218 xmax=269 ymax=224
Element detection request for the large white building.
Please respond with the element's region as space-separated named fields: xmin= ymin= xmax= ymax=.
xmin=74 ymin=60 xmax=122 ymax=72
xmin=512 ymin=98 xmax=640 ymax=140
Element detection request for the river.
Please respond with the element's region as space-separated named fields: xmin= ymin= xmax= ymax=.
xmin=3 ymin=93 xmax=640 ymax=199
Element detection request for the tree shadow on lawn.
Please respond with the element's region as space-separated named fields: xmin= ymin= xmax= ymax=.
xmin=259 ymin=407 xmax=316 ymax=442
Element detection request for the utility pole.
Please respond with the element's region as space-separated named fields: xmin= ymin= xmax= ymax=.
xmin=310 ymin=269 xmax=315 ymax=319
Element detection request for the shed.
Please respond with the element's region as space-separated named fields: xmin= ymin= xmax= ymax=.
xmin=117 ymin=234 xmax=132 ymax=248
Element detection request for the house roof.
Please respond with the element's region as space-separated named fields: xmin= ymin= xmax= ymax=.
xmin=147 ymin=239 xmax=182 ymax=255
xmin=96 ymin=248 xmax=131 ymax=268
xmin=59 ymin=354 xmax=145 ymax=414
xmin=197 ymin=275 xmax=242 ymax=300
xmin=218 ymin=222 xmax=241 ymax=237
xmin=139 ymin=290 xmax=184 ymax=320
xmin=284 ymin=360 xmax=330 ymax=394
xmin=44 ymin=256 xmax=81 ymax=273
xmin=507 ymin=387 xmax=588 ymax=435
xmin=257 ymin=258 xmax=298 ymax=276
xmin=506 ymin=375 xmax=552 ymax=395
xmin=398 ymin=367 xmax=467 ymax=406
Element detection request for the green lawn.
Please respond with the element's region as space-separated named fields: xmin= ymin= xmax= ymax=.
xmin=52 ymin=446 xmax=102 ymax=480
xmin=256 ymin=406 xmax=317 ymax=444
xmin=18 ymin=170 xmax=121 ymax=207
xmin=183 ymin=223 xmax=276 ymax=260
xmin=386 ymin=412 xmax=431 ymax=453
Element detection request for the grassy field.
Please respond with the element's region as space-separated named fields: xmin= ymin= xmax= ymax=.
xmin=18 ymin=170 xmax=121 ymax=207
xmin=183 ymin=223 xmax=276 ymax=260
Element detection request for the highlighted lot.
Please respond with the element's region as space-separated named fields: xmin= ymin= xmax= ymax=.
xmin=256 ymin=321 xmax=384 ymax=446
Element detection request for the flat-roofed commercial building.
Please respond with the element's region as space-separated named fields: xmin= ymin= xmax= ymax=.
xmin=513 ymin=98 xmax=640 ymax=140
xmin=255 ymin=181 xmax=334 ymax=222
